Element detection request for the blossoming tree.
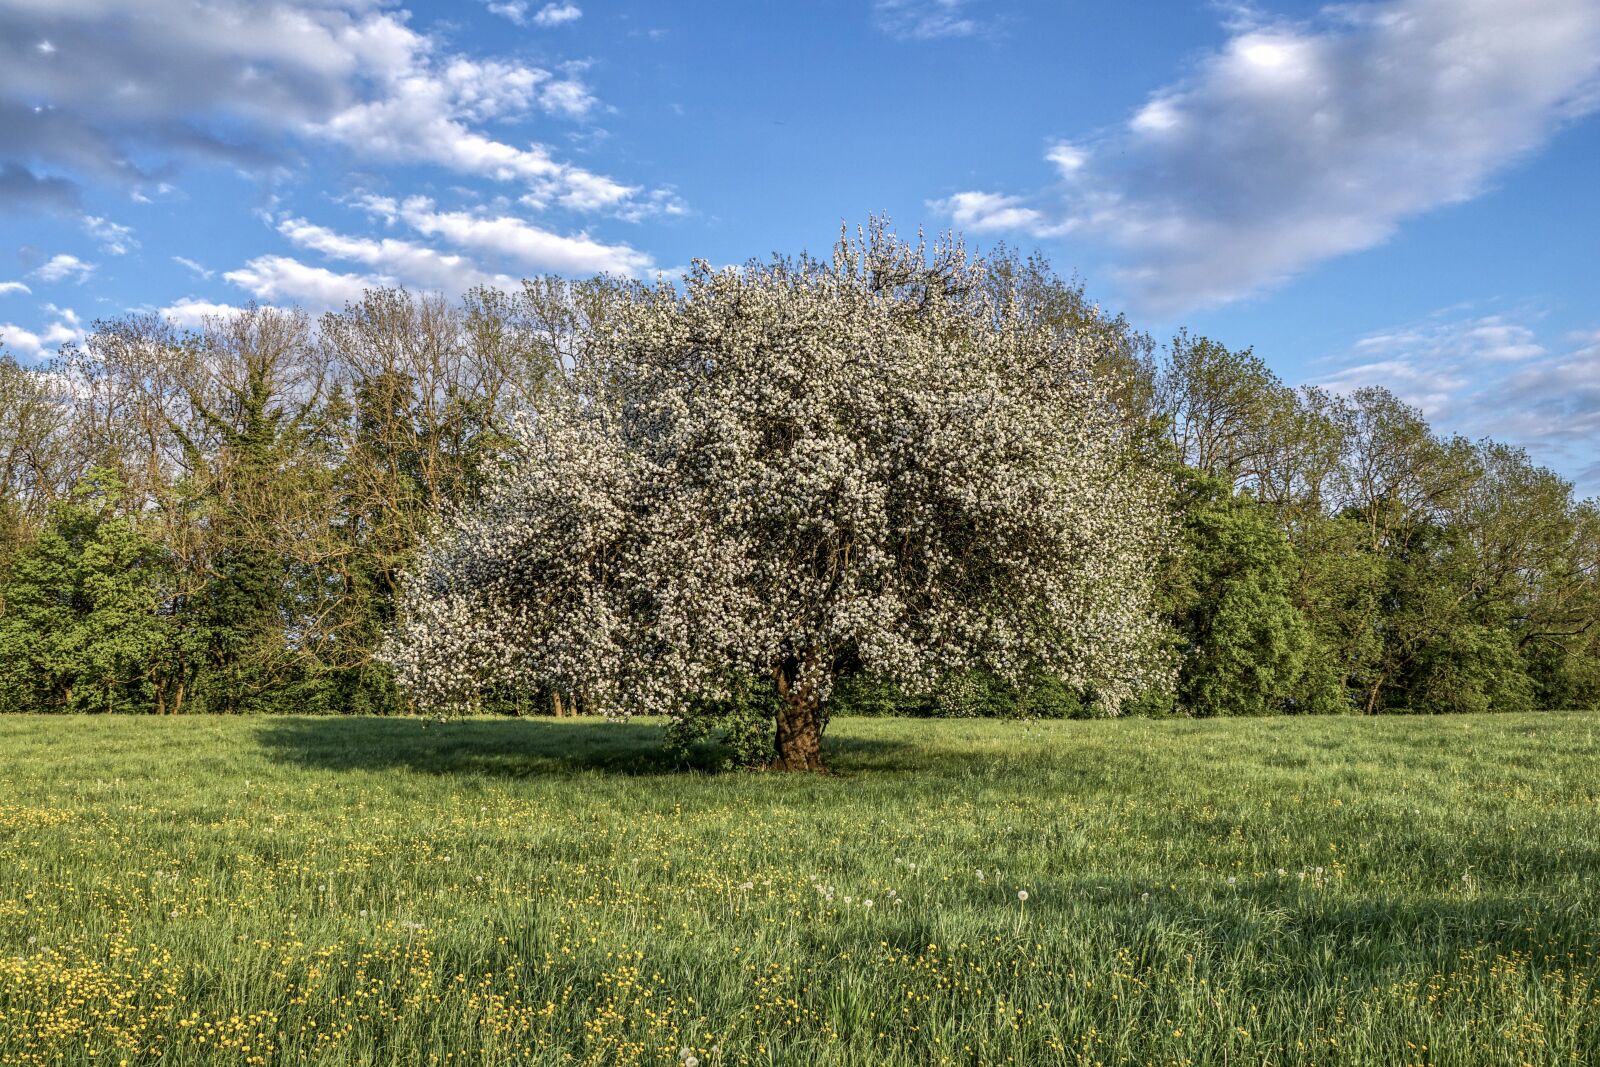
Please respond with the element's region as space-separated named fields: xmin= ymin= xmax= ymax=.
xmin=388 ymin=225 xmax=1169 ymax=770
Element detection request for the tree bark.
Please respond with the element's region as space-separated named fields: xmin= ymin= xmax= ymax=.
xmin=771 ymin=662 xmax=827 ymax=772
xmin=1364 ymin=672 xmax=1385 ymax=715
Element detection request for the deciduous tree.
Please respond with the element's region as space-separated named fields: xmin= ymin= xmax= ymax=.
xmin=388 ymin=227 xmax=1171 ymax=768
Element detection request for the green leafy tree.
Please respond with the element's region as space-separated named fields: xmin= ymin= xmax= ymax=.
xmin=0 ymin=471 xmax=186 ymax=713
xmin=1409 ymin=624 xmax=1535 ymax=715
xmin=1166 ymin=475 xmax=1339 ymax=715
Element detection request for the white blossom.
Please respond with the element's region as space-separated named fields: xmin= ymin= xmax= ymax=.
xmin=387 ymin=224 xmax=1169 ymax=758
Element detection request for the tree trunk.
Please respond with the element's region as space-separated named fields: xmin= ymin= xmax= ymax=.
xmin=1364 ymin=672 xmax=1385 ymax=715
xmin=772 ymin=662 xmax=826 ymax=772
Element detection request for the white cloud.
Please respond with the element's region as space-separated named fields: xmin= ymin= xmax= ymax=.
xmin=533 ymin=3 xmax=583 ymax=28
xmin=1044 ymin=143 xmax=1086 ymax=176
xmin=159 ymin=297 xmax=245 ymax=329
xmin=173 ymin=256 xmax=214 ymax=279
xmin=929 ymin=191 xmax=1048 ymax=234
xmin=0 ymin=305 xmax=85 ymax=358
xmin=0 ymin=281 xmax=30 ymax=296
xmin=83 ymin=215 xmax=135 ymax=254
xmin=487 ymin=1 xmax=531 ymax=24
xmin=875 ymin=0 xmax=983 ymax=40
xmin=276 ymin=215 xmax=521 ymax=292
xmin=313 ymin=82 xmax=616 ymax=201
xmin=1316 ymin=310 xmax=1600 ymax=496
xmin=30 ymin=254 xmax=94 ymax=284
xmin=362 ymin=195 xmax=657 ymax=277
xmin=1347 ymin=315 xmax=1547 ymax=366
xmin=0 ymin=0 xmax=655 ymax=216
xmin=224 ymin=255 xmax=378 ymax=309
xmin=483 ymin=1 xmax=579 ymax=27
xmin=938 ymin=0 xmax=1600 ymax=316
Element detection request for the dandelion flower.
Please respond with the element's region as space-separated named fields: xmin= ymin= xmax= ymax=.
xmin=1017 ymin=889 xmax=1029 ymax=902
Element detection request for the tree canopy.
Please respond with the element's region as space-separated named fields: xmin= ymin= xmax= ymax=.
xmin=387 ymin=227 xmax=1170 ymax=769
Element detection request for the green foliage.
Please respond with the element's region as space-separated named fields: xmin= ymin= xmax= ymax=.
xmin=0 ymin=471 xmax=190 ymax=713
xmin=925 ymin=670 xmax=1004 ymax=719
xmin=826 ymin=670 xmax=1093 ymax=720
xmin=923 ymin=669 xmax=1093 ymax=720
xmin=1409 ymin=625 xmax=1536 ymax=715
xmin=1164 ymin=475 xmax=1339 ymax=716
xmin=828 ymin=673 xmax=926 ymax=717
xmin=1290 ymin=514 xmax=1379 ymax=715
xmin=1521 ymin=637 xmax=1600 ymax=710
xmin=664 ymin=672 xmax=780 ymax=769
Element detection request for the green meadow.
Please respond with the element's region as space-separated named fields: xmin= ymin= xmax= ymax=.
xmin=3 ymin=712 xmax=1598 ymax=1065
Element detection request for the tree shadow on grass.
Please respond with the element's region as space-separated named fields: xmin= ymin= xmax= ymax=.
xmin=258 ymin=716 xmax=691 ymax=778
xmin=255 ymin=715 xmax=908 ymax=779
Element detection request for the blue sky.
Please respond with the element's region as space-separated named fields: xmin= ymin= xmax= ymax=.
xmin=2 ymin=0 xmax=1598 ymax=493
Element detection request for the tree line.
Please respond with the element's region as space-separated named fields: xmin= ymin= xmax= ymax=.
xmin=0 ymin=243 xmax=1595 ymax=720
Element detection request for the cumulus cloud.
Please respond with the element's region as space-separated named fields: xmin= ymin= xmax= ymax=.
xmin=874 ymin=0 xmax=984 ymax=40
xmin=929 ymin=191 xmax=1053 ymax=235
xmin=359 ymin=195 xmax=657 ymax=277
xmin=0 ymin=0 xmax=648 ymax=215
xmin=0 ymin=304 xmax=84 ymax=359
xmin=1316 ymin=311 xmax=1600 ymax=496
xmin=227 ymin=187 xmax=656 ymax=305
xmin=487 ymin=1 xmax=532 ymax=23
xmin=0 ymin=281 xmax=30 ymax=296
xmin=30 ymin=254 xmax=94 ymax=284
xmin=158 ymin=297 xmax=245 ymax=329
xmin=533 ymin=3 xmax=583 ymax=27
xmin=936 ymin=0 xmax=1600 ymax=315
xmin=276 ymin=215 xmax=521 ymax=293
xmin=484 ymin=1 xmax=580 ymax=27
xmin=223 ymin=255 xmax=377 ymax=309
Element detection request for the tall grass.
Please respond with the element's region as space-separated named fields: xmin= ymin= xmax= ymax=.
xmin=2 ymin=712 xmax=1598 ymax=1065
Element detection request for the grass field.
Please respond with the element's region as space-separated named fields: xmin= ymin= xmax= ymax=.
xmin=2 ymin=713 xmax=1599 ymax=1066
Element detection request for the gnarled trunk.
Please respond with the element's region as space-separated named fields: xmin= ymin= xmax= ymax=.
xmin=771 ymin=660 xmax=827 ymax=772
